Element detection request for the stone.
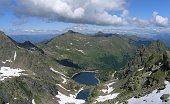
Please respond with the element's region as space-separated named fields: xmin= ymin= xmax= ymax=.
xmin=160 ymin=94 xmax=169 ymax=102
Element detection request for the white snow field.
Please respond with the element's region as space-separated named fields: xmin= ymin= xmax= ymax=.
xmin=95 ymin=81 xmax=119 ymax=103
xmin=0 ymin=67 xmax=25 ymax=81
xmin=128 ymin=81 xmax=170 ymax=104
xmin=32 ymin=99 xmax=36 ymax=104
xmin=56 ymin=91 xmax=85 ymax=104
xmin=95 ymin=92 xmax=119 ymax=103
xmin=101 ymin=82 xmax=115 ymax=94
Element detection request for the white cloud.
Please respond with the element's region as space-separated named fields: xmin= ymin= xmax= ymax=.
xmin=121 ymin=10 xmax=129 ymax=17
xmin=131 ymin=17 xmax=149 ymax=27
xmin=152 ymin=11 xmax=169 ymax=27
xmin=1 ymin=1 xmax=170 ymax=28
xmin=4 ymin=29 xmax=61 ymax=35
xmin=13 ymin=0 xmax=126 ymax=26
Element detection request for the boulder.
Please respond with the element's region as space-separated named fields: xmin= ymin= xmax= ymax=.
xmin=160 ymin=94 xmax=169 ymax=102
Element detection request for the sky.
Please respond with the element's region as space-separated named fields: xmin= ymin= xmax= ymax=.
xmin=0 ymin=0 xmax=170 ymax=35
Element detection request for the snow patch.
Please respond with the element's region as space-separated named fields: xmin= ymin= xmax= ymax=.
xmin=84 ymin=42 xmax=90 ymax=46
xmin=56 ymin=91 xmax=85 ymax=104
xmin=56 ymin=45 xmax=62 ymax=49
xmin=74 ymin=88 xmax=84 ymax=97
xmin=128 ymin=81 xmax=170 ymax=104
xmin=2 ymin=61 xmax=6 ymax=64
xmin=0 ymin=67 xmax=25 ymax=81
xmin=137 ymin=67 xmax=144 ymax=71
xmin=17 ymin=46 xmax=22 ymax=49
xmin=101 ymin=82 xmax=115 ymax=94
xmin=101 ymin=89 xmax=108 ymax=93
xmin=32 ymin=99 xmax=36 ymax=104
xmin=76 ymin=49 xmax=85 ymax=54
xmin=61 ymin=76 xmax=67 ymax=84
xmin=107 ymin=82 xmax=115 ymax=93
xmin=6 ymin=59 xmax=12 ymax=63
xmin=95 ymin=93 xmax=119 ymax=102
xmin=66 ymin=49 xmax=70 ymax=51
xmin=112 ymin=71 xmax=116 ymax=77
xmin=14 ymin=51 xmax=17 ymax=61
xmin=85 ymin=42 xmax=90 ymax=44
xmin=148 ymin=71 xmax=152 ymax=76
xmin=2 ymin=58 xmax=13 ymax=64
xmin=50 ymin=67 xmax=69 ymax=78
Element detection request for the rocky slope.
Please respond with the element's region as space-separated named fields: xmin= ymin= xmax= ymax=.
xmin=0 ymin=31 xmax=169 ymax=104
xmin=0 ymin=31 xmax=65 ymax=104
xmin=95 ymin=40 xmax=170 ymax=104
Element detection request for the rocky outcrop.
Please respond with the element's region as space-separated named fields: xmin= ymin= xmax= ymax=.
xmin=113 ymin=40 xmax=170 ymax=103
xmin=160 ymin=94 xmax=169 ymax=102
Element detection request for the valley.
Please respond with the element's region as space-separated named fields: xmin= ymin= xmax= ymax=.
xmin=0 ymin=31 xmax=170 ymax=104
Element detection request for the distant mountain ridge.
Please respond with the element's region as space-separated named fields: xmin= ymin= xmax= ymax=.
xmin=9 ymin=34 xmax=57 ymax=43
xmin=153 ymin=34 xmax=170 ymax=47
xmin=134 ymin=34 xmax=170 ymax=48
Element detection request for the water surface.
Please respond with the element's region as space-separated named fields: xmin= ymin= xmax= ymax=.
xmin=76 ymin=89 xmax=90 ymax=100
xmin=72 ymin=72 xmax=99 ymax=86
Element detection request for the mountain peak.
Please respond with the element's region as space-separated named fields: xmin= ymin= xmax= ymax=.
xmin=67 ymin=30 xmax=76 ymax=34
xmin=0 ymin=31 xmax=8 ymax=39
xmin=22 ymin=41 xmax=33 ymax=45
xmin=94 ymin=31 xmax=113 ymax=37
xmin=97 ymin=31 xmax=104 ymax=34
xmin=18 ymin=41 xmax=44 ymax=53
xmin=19 ymin=41 xmax=37 ymax=49
xmin=0 ymin=31 xmax=17 ymax=46
xmin=60 ymin=30 xmax=82 ymax=36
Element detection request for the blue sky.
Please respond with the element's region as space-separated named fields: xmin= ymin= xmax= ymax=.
xmin=0 ymin=0 xmax=170 ymax=35
xmin=129 ymin=0 xmax=170 ymax=18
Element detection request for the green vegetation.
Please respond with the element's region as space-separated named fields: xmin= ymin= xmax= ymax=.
xmin=96 ymin=70 xmax=113 ymax=83
xmin=17 ymin=79 xmax=33 ymax=98
xmin=86 ymin=87 xmax=100 ymax=104
xmin=152 ymin=70 xmax=166 ymax=82
xmin=1 ymin=31 xmax=170 ymax=104
xmin=40 ymin=31 xmax=139 ymax=70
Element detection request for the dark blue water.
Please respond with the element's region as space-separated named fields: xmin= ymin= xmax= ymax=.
xmin=76 ymin=89 xmax=90 ymax=100
xmin=72 ymin=72 xmax=99 ymax=86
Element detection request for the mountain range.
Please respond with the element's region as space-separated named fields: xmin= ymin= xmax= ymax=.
xmin=0 ymin=31 xmax=170 ymax=104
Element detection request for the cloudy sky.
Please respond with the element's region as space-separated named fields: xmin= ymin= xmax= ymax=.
xmin=0 ymin=0 xmax=170 ymax=35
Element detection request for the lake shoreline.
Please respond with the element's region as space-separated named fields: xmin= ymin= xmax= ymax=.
xmin=72 ymin=71 xmax=100 ymax=86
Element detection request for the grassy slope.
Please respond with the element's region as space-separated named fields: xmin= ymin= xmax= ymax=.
xmin=41 ymin=32 xmax=139 ymax=70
